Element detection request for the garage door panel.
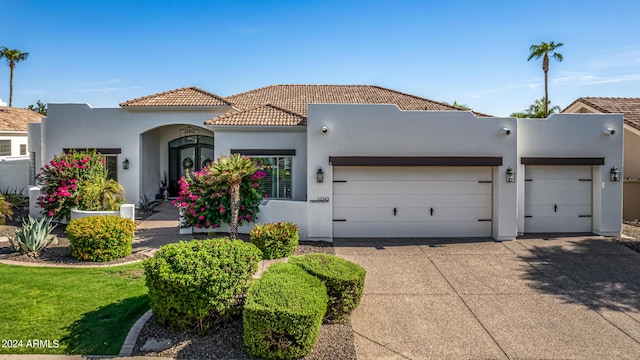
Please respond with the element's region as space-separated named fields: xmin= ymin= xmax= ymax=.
xmin=525 ymin=166 xmax=591 ymax=179
xmin=333 ymin=194 xmax=492 ymax=208
xmin=333 ymin=181 xmax=490 ymax=195
xmin=333 ymin=206 xmax=492 ymax=222
xmin=526 ymin=180 xmax=591 ymax=193
xmin=525 ymin=217 xmax=591 ymax=233
xmin=333 ymin=221 xmax=492 ymax=238
xmin=525 ymin=204 xmax=592 ymax=218
xmin=332 ymin=166 xmax=493 ymax=238
xmin=524 ymin=165 xmax=592 ymax=233
xmin=525 ymin=191 xmax=591 ymax=206
xmin=334 ymin=166 xmax=491 ymax=181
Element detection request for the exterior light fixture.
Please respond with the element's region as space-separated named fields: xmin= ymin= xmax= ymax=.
xmin=610 ymin=167 xmax=621 ymax=182
xmin=122 ymin=158 xmax=129 ymax=170
xmin=316 ymin=167 xmax=324 ymax=183
xmin=506 ymin=166 xmax=515 ymax=183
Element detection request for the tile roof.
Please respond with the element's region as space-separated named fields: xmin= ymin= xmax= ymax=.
xmin=206 ymin=84 xmax=490 ymax=126
xmin=563 ymin=97 xmax=640 ymax=131
xmin=0 ymin=107 xmax=44 ymax=131
xmin=207 ymin=103 xmax=306 ymax=126
xmin=120 ymin=87 xmax=231 ymax=107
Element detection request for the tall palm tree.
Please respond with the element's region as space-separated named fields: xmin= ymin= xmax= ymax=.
xmin=210 ymin=154 xmax=258 ymax=239
xmin=527 ymin=41 xmax=563 ymax=117
xmin=0 ymin=47 xmax=29 ymax=107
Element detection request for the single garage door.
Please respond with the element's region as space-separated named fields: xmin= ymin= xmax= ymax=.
xmin=333 ymin=166 xmax=493 ymax=238
xmin=524 ymin=166 xmax=592 ymax=233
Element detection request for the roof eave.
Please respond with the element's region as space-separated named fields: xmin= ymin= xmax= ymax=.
xmin=121 ymin=105 xmax=233 ymax=111
xmin=206 ymin=124 xmax=306 ymax=132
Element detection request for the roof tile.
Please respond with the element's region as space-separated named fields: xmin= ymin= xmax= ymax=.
xmin=207 ymin=104 xmax=306 ymax=126
xmin=563 ymin=97 xmax=640 ymax=131
xmin=120 ymin=87 xmax=231 ymax=107
xmin=0 ymin=107 xmax=44 ymax=131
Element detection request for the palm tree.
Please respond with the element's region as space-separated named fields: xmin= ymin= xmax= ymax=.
xmin=210 ymin=154 xmax=258 ymax=239
xmin=510 ymin=97 xmax=562 ymax=118
xmin=527 ymin=41 xmax=563 ymax=118
xmin=80 ymin=175 xmax=126 ymax=211
xmin=0 ymin=47 xmax=29 ymax=107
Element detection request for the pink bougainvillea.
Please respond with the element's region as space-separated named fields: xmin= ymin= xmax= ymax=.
xmin=172 ymin=164 xmax=266 ymax=229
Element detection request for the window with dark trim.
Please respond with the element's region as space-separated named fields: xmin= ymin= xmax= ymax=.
xmin=19 ymin=144 xmax=27 ymax=156
xmin=251 ymin=156 xmax=293 ymax=199
xmin=0 ymin=140 xmax=10 ymax=156
xmin=63 ymin=147 xmax=121 ymax=181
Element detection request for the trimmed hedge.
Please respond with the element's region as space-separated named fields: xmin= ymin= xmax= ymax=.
xmin=143 ymin=238 xmax=261 ymax=334
xmin=289 ymin=253 xmax=366 ymax=322
xmin=249 ymin=222 xmax=299 ymax=259
xmin=67 ymin=215 xmax=135 ymax=262
xmin=244 ymin=262 xmax=327 ymax=359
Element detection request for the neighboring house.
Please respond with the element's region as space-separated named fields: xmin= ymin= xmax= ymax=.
xmin=0 ymin=105 xmax=44 ymax=194
xmin=0 ymin=106 xmax=43 ymax=158
xmin=29 ymin=85 xmax=623 ymax=240
xmin=563 ymin=97 xmax=640 ymax=220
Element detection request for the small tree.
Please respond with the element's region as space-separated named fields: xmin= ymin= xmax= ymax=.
xmin=510 ymin=98 xmax=562 ymax=118
xmin=79 ymin=174 xmax=126 ymax=211
xmin=27 ymin=100 xmax=47 ymax=115
xmin=209 ymin=154 xmax=259 ymax=239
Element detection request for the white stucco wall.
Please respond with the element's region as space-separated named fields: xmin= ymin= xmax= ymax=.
xmin=517 ymin=114 xmax=624 ymax=236
xmin=306 ymin=104 xmax=519 ymax=241
xmin=41 ymin=104 xmax=228 ymax=203
xmin=0 ymin=157 xmax=30 ymax=194
xmin=210 ymin=127 xmax=308 ymax=201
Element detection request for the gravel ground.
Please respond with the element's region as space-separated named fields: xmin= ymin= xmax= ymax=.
xmin=620 ymin=221 xmax=640 ymax=253
xmin=132 ymin=242 xmax=357 ymax=360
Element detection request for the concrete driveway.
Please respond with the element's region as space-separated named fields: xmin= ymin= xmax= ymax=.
xmin=335 ymin=235 xmax=640 ymax=359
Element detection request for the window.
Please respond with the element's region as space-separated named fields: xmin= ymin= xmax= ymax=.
xmin=103 ymin=155 xmax=118 ymax=181
xmin=251 ymin=156 xmax=293 ymax=199
xmin=20 ymin=144 xmax=27 ymax=156
xmin=0 ymin=140 xmax=10 ymax=156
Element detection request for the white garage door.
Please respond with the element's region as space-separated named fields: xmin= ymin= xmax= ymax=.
xmin=524 ymin=166 xmax=592 ymax=233
xmin=332 ymin=167 xmax=493 ymax=238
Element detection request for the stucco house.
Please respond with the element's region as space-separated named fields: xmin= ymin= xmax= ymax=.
xmin=563 ymin=97 xmax=640 ymax=220
xmin=0 ymin=105 xmax=44 ymax=193
xmin=28 ymin=85 xmax=623 ymax=241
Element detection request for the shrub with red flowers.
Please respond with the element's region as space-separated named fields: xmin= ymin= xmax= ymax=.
xmin=36 ymin=150 xmax=106 ymax=222
xmin=173 ymin=162 xmax=266 ymax=229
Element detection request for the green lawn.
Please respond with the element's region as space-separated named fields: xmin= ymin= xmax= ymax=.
xmin=0 ymin=262 xmax=149 ymax=355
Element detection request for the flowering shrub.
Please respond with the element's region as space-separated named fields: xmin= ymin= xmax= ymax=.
xmin=250 ymin=222 xmax=299 ymax=259
xmin=36 ymin=150 xmax=106 ymax=221
xmin=172 ymin=162 xmax=266 ymax=229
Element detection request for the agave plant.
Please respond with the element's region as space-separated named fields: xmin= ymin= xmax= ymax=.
xmin=9 ymin=216 xmax=57 ymax=254
xmin=137 ymin=194 xmax=161 ymax=214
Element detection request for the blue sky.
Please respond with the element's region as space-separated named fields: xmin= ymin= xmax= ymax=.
xmin=0 ymin=0 xmax=638 ymax=116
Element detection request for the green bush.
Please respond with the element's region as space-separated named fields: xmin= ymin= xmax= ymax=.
xmin=143 ymin=238 xmax=261 ymax=334
xmin=243 ymin=262 xmax=327 ymax=359
xmin=249 ymin=222 xmax=299 ymax=259
xmin=289 ymin=253 xmax=366 ymax=322
xmin=67 ymin=215 xmax=135 ymax=262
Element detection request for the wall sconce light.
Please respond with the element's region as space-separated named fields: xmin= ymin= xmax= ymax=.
xmin=316 ymin=167 xmax=324 ymax=183
xmin=123 ymin=158 xmax=129 ymax=170
xmin=610 ymin=167 xmax=621 ymax=182
xmin=506 ymin=166 xmax=515 ymax=183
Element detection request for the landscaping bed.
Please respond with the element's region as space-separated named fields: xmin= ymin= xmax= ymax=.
xmin=620 ymin=221 xmax=640 ymax=253
xmin=132 ymin=241 xmax=358 ymax=360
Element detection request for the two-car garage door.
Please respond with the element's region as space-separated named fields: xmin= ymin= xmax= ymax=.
xmin=332 ymin=167 xmax=493 ymax=238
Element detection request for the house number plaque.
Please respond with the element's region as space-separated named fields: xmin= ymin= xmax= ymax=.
xmin=310 ymin=196 xmax=330 ymax=203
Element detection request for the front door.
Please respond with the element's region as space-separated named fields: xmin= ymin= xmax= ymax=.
xmin=168 ymin=135 xmax=214 ymax=196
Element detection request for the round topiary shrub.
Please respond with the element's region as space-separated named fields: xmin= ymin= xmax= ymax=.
xmin=143 ymin=238 xmax=261 ymax=334
xmin=289 ymin=253 xmax=366 ymax=322
xmin=67 ymin=215 xmax=135 ymax=262
xmin=249 ymin=222 xmax=299 ymax=259
xmin=243 ymin=262 xmax=327 ymax=359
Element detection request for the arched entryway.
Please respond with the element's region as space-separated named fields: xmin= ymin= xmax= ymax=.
xmin=168 ymin=135 xmax=214 ymax=196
